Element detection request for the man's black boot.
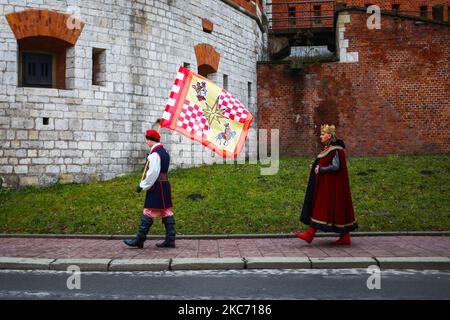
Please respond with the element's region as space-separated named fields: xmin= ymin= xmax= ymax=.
xmin=156 ymin=216 xmax=176 ymax=248
xmin=124 ymin=214 xmax=153 ymax=248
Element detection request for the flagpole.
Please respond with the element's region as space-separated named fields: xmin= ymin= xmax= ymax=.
xmin=140 ymin=160 xmax=149 ymax=181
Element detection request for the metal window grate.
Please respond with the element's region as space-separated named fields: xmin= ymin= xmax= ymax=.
xmin=23 ymin=53 xmax=52 ymax=87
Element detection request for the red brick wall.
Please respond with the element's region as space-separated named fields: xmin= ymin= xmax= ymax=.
xmin=340 ymin=0 xmax=449 ymax=15
xmin=6 ymin=9 xmax=84 ymax=45
xmin=270 ymin=0 xmax=336 ymax=29
xmin=225 ymin=0 xmax=263 ymax=16
xmin=270 ymin=0 xmax=450 ymax=29
xmin=258 ymin=10 xmax=450 ymax=156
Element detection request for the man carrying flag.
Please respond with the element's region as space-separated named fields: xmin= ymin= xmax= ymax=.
xmin=124 ymin=66 xmax=252 ymax=249
xmin=123 ymin=128 xmax=176 ymax=249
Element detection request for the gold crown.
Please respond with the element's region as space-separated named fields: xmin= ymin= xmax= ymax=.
xmin=321 ymin=124 xmax=336 ymax=135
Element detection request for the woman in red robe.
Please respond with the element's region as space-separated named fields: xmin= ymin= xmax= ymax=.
xmin=294 ymin=124 xmax=357 ymax=245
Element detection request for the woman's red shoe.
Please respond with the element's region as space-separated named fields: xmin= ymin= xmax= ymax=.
xmin=334 ymin=233 xmax=351 ymax=245
xmin=293 ymin=227 xmax=316 ymax=244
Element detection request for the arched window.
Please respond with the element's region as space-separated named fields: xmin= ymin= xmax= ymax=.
xmin=6 ymin=9 xmax=84 ymax=89
xmin=18 ymin=36 xmax=72 ymax=88
xmin=194 ymin=44 xmax=220 ymax=77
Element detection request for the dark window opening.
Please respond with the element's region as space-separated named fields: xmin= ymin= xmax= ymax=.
xmin=247 ymin=82 xmax=252 ymax=107
xmin=92 ymin=48 xmax=106 ymax=86
xmin=18 ymin=36 xmax=71 ymax=89
xmin=392 ymin=4 xmax=400 ymax=14
xmin=288 ymin=6 xmax=296 ymax=28
xmin=23 ymin=53 xmax=52 ymax=87
xmin=313 ymin=5 xmax=322 ymax=25
xmin=432 ymin=4 xmax=444 ymax=21
xmin=43 ymin=117 xmax=49 ymax=125
xmin=223 ymin=74 xmax=228 ymax=91
xmin=198 ymin=64 xmax=216 ymax=77
xmin=420 ymin=6 xmax=428 ymax=18
xmin=336 ymin=2 xmax=347 ymax=9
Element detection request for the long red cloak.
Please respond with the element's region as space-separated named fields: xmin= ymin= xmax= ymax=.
xmin=300 ymin=142 xmax=357 ymax=233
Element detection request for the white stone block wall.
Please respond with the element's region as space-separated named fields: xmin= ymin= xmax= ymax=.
xmin=0 ymin=0 xmax=264 ymax=187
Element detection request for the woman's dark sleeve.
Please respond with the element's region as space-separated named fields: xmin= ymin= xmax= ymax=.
xmin=319 ymin=151 xmax=340 ymax=173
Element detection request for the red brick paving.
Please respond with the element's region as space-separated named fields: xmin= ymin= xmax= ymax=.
xmin=0 ymin=236 xmax=449 ymax=259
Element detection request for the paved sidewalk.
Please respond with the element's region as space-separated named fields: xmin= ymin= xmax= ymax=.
xmin=1 ymin=235 xmax=450 ymax=259
xmin=0 ymin=235 xmax=449 ymax=271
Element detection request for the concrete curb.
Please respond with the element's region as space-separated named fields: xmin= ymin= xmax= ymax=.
xmin=375 ymin=257 xmax=450 ymax=270
xmin=0 ymin=257 xmax=55 ymax=270
xmin=245 ymin=257 xmax=311 ymax=269
xmin=170 ymin=258 xmax=245 ymax=270
xmin=109 ymin=259 xmax=170 ymax=272
xmin=310 ymin=257 xmax=377 ymax=269
xmin=49 ymin=259 xmax=111 ymax=272
xmin=1 ymin=231 xmax=450 ymax=239
xmin=1 ymin=256 xmax=449 ymax=271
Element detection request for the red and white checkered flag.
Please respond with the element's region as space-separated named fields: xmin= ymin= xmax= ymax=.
xmin=218 ymin=90 xmax=249 ymax=123
xmin=161 ymin=66 xmax=253 ymax=158
xmin=176 ymin=100 xmax=209 ymax=138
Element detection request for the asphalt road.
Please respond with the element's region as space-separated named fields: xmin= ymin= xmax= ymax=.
xmin=0 ymin=269 xmax=449 ymax=300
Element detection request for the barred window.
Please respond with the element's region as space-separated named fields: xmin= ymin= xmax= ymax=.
xmin=22 ymin=52 xmax=52 ymax=87
xmin=392 ymin=4 xmax=400 ymax=14
xmin=18 ymin=36 xmax=70 ymax=89
xmin=420 ymin=6 xmax=428 ymax=18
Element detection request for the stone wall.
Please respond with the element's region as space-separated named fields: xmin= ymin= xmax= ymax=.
xmin=258 ymin=9 xmax=449 ymax=156
xmin=0 ymin=0 xmax=264 ymax=187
